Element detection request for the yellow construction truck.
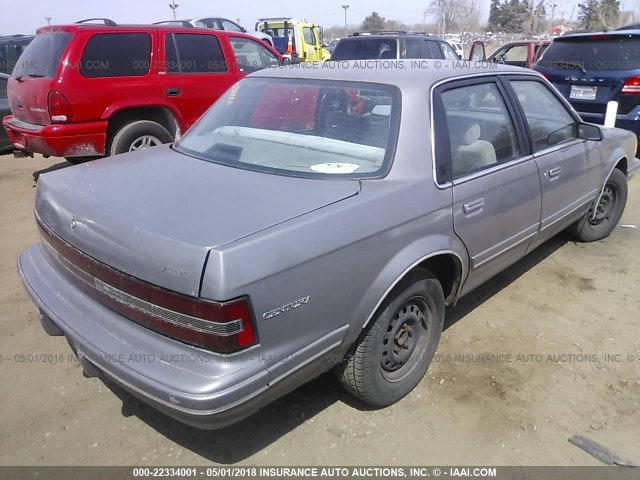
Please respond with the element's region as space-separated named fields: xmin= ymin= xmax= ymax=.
xmin=256 ymin=18 xmax=331 ymax=62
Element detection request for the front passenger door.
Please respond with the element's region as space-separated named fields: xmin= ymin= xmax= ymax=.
xmin=507 ymin=78 xmax=601 ymax=244
xmin=435 ymin=79 xmax=542 ymax=295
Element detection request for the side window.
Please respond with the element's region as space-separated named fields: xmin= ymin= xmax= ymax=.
xmin=165 ymin=33 xmax=227 ymax=74
xmin=441 ymin=82 xmax=520 ymax=178
xmin=229 ymin=36 xmax=279 ymax=73
xmin=404 ymin=38 xmax=423 ymax=59
xmin=199 ymin=19 xmax=218 ymax=29
xmin=440 ymin=42 xmax=459 ymax=60
xmin=496 ymin=45 xmax=528 ymax=66
xmin=423 ymin=40 xmax=442 ymax=59
xmin=511 ymin=80 xmax=577 ymax=152
xmin=81 ymin=33 xmax=151 ymax=77
xmin=0 ymin=77 xmax=7 ymax=99
xmin=303 ymin=27 xmax=315 ymax=45
xmin=221 ymin=20 xmax=243 ymax=32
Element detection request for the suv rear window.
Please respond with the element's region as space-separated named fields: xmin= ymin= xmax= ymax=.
xmin=539 ymin=36 xmax=640 ymax=71
xmin=332 ymin=38 xmax=398 ymax=60
xmin=81 ymin=33 xmax=151 ymax=78
xmin=13 ymin=33 xmax=71 ymax=78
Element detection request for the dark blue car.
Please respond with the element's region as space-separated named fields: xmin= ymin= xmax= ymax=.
xmin=535 ymin=31 xmax=640 ymax=143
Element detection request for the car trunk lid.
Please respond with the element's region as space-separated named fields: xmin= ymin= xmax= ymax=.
xmin=35 ymin=146 xmax=360 ymax=297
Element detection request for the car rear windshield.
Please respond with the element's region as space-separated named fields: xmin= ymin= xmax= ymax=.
xmin=13 ymin=32 xmax=71 ymax=78
xmin=331 ymin=38 xmax=399 ymax=60
xmin=175 ymin=77 xmax=399 ymax=179
xmin=538 ymin=36 xmax=640 ymax=71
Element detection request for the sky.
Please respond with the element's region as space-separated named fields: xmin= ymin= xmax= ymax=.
xmin=0 ymin=0 xmax=600 ymax=36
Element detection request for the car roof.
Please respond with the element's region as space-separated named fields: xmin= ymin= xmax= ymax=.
xmin=36 ymin=23 xmax=232 ymax=34
xmin=554 ymin=30 xmax=640 ymax=41
xmin=348 ymin=32 xmax=446 ymax=41
xmin=251 ymin=60 xmax=535 ymax=88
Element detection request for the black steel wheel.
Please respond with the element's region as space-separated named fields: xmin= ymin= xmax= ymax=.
xmin=337 ymin=270 xmax=445 ymax=407
xmin=569 ymin=168 xmax=628 ymax=242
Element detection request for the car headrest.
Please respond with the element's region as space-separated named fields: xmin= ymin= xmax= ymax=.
xmin=462 ymin=123 xmax=481 ymax=146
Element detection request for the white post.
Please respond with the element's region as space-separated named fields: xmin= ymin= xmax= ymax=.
xmin=604 ymin=101 xmax=619 ymax=128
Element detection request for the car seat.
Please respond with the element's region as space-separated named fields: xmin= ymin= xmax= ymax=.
xmin=452 ymin=123 xmax=497 ymax=176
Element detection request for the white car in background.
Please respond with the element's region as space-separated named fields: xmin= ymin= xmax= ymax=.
xmin=448 ymin=41 xmax=464 ymax=59
xmin=155 ymin=17 xmax=274 ymax=47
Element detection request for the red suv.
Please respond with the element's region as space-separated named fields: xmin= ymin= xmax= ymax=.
xmin=3 ymin=21 xmax=282 ymax=162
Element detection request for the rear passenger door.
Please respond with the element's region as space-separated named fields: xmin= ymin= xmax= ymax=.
xmin=160 ymin=31 xmax=239 ymax=130
xmin=434 ymin=78 xmax=542 ymax=294
xmin=505 ymin=77 xmax=601 ymax=243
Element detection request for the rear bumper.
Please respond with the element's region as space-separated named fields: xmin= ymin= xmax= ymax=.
xmin=3 ymin=115 xmax=107 ymax=157
xmin=17 ymin=243 xmax=278 ymax=429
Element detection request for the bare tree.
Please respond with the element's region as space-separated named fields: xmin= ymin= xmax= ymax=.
xmin=429 ymin=0 xmax=461 ymax=34
xmin=457 ymin=0 xmax=481 ymax=32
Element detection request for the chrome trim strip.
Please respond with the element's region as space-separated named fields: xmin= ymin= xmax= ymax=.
xmin=541 ymin=192 xmax=597 ymax=232
xmin=473 ymin=228 xmax=538 ymax=269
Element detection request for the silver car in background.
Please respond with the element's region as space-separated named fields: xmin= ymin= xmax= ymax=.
xmin=18 ymin=61 xmax=639 ymax=429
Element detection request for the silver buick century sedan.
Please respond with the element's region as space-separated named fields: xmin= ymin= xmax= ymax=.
xmin=18 ymin=61 xmax=639 ymax=429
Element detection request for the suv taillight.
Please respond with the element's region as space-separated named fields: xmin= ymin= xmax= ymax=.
xmin=621 ymin=76 xmax=640 ymax=95
xmin=48 ymin=90 xmax=73 ymax=123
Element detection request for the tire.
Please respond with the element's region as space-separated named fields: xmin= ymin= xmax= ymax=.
xmin=108 ymin=120 xmax=173 ymax=156
xmin=569 ymin=168 xmax=628 ymax=242
xmin=337 ymin=270 xmax=445 ymax=407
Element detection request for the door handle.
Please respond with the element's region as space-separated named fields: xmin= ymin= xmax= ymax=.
xmin=546 ymin=167 xmax=562 ymax=179
xmin=165 ymin=88 xmax=181 ymax=97
xmin=463 ymin=198 xmax=485 ymax=214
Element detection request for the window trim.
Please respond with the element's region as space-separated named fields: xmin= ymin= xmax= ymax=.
xmin=501 ymin=75 xmax=585 ymax=157
xmin=164 ymin=32 xmax=228 ymax=75
xmin=432 ymin=75 xmax=529 ymax=186
xmin=80 ymin=32 xmax=152 ymax=78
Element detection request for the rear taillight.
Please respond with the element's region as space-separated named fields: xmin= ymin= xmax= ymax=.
xmin=621 ymin=75 xmax=640 ymax=95
xmin=48 ymin=90 xmax=73 ymax=123
xmin=37 ymin=219 xmax=257 ymax=354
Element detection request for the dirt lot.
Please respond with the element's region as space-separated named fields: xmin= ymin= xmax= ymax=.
xmin=0 ymin=153 xmax=639 ymax=466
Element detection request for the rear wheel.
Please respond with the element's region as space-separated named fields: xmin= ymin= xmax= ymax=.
xmin=337 ymin=271 xmax=445 ymax=407
xmin=569 ymin=168 xmax=628 ymax=242
xmin=109 ymin=120 xmax=173 ymax=156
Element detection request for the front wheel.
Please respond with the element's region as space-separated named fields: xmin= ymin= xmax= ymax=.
xmin=569 ymin=168 xmax=628 ymax=242
xmin=337 ymin=271 xmax=445 ymax=407
xmin=109 ymin=120 xmax=173 ymax=156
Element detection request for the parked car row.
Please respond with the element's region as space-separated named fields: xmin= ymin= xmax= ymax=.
xmin=3 ymin=21 xmax=282 ymax=162
xmin=18 ymin=61 xmax=639 ymax=429
xmin=5 ymin=15 xmax=640 ymax=433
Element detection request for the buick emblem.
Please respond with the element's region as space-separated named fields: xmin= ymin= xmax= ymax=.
xmin=70 ymin=219 xmax=77 ymax=230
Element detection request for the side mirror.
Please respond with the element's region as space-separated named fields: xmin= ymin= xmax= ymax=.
xmin=281 ymin=57 xmax=292 ymax=65
xmin=241 ymin=27 xmax=247 ymax=33
xmin=578 ymin=123 xmax=602 ymax=141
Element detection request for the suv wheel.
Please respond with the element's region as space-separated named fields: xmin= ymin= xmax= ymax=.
xmin=336 ymin=270 xmax=445 ymax=407
xmin=109 ymin=120 xmax=173 ymax=156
